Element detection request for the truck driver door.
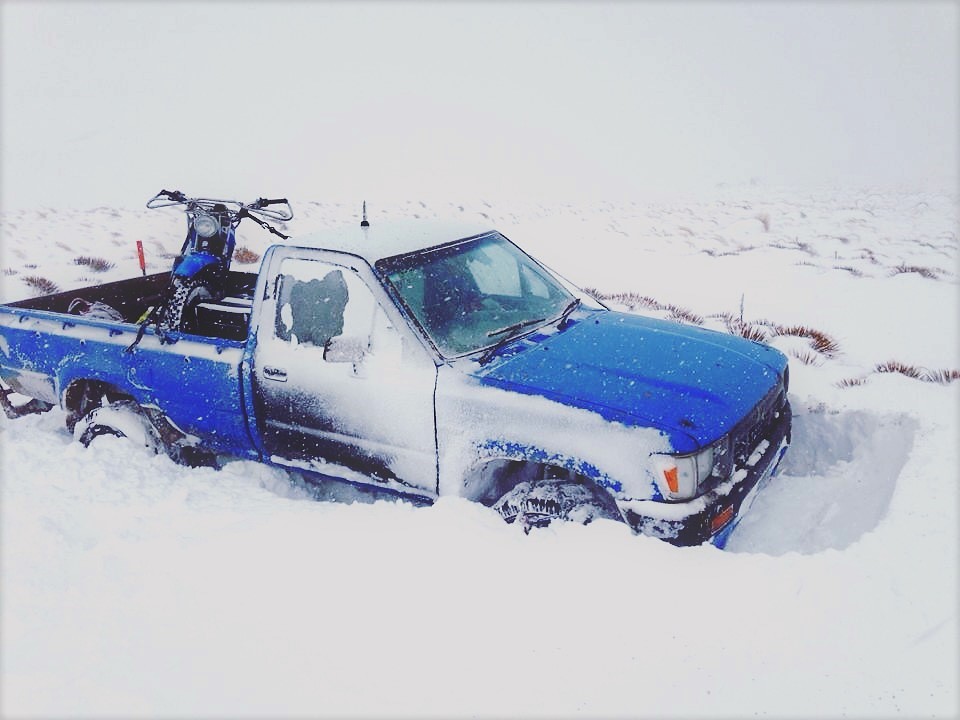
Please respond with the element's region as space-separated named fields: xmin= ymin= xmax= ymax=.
xmin=250 ymin=250 xmax=439 ymax=495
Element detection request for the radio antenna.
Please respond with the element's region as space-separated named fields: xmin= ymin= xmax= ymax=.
xmin=360 ymin=200 xmax=370 ymax=227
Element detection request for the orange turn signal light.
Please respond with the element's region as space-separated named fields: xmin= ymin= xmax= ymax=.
xmin=663 ymin=466 xmax=679 ymax=493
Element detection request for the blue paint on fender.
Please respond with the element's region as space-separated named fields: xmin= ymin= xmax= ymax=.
xmin=474 ymin=310 xmax=788 ymax=454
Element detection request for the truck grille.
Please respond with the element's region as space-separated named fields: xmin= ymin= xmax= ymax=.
xmin=732 ymin=382 xmax=786 ymax=465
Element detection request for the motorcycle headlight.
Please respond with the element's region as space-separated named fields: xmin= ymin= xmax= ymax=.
xmin=652 ymin=445 xmax=715 ymax=501
xmin=194 ymin=213 xmax=220 ymax=238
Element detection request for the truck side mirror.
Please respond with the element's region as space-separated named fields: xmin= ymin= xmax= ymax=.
xmin=323 ymin=336 xmax=367 ymax=364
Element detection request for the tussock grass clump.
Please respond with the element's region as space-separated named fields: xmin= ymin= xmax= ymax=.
xmin=22 ymin=275 xmax=59 ymax=295
xmin=789 ymin=348 xmax=822 ymax=366
xmin=666 ymin=305 xmax=704 ymax=326
xmin=3 ymin=268 xmax=18 ymax=276
xmin=589 ymin=290 xmax=703 ymax=325
xmin=875 ymin=360 xmax=924 ymax=379
xmin=581 ymin=287 xmax=604 ymax=302
xmin=233 ymin=246 xmax=261 ymax=264
xmin=923 ymin=368 xmax=960 ymax=384
xmin=891 ymin=264 xmax=942 ymax=280
xmin=836 ymin=265 xmax=863 ymax=277
xmin=601 ymin=291 xmax=661 ymax=310
xmin=74 ymin=256 xmax=115 ymax=272
xmin=771 ymin=325 xmax=841 ymax=357
xmin=836 ymin=376 xmax=868 ymax=388
xmin=724 ymin=318 xmax=769 ymax=342
xmin=875 ymin=362 xmax=960 ymax=384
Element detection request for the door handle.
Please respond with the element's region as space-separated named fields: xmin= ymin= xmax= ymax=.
xmin=263 ymin=366 xmax=288 ymax=382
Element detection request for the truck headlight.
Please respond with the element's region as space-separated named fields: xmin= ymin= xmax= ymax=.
xmin=652 ymin=445 xmax=715 ymax=501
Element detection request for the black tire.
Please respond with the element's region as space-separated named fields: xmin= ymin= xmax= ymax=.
xmin=74 ymin=399 xmax=161 ymax=454
xmin=158 ymin=276 xmax=213 ymax=335
xmin=494 ymin=475 xmax=624 ymax=531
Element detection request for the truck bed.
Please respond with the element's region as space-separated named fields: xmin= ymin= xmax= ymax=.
xmin=6 ymin=271 xmax=259 ymax=341
xmin=1 ymin=270 xmax=263 ymax=457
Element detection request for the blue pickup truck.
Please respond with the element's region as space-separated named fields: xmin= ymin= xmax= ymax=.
xmin=0 ymin=219 xmax=791 ymax=546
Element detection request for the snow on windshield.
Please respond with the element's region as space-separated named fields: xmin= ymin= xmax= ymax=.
xmin=380 ymin=233 xmax=574 ymax=357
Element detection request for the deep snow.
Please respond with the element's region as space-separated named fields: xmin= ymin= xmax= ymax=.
xmin=1 ymin=187 xmax=958 ymax=717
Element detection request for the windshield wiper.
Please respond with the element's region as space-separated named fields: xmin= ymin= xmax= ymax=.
xmin=555 ymin=298 xmax=581 ymax=329
xmin=478 ymin=317 xmax=546 ymax=365
xmin=487 ymin=317 xmax=546 ymax=339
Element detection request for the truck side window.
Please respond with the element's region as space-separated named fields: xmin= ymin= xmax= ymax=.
xmin=273 ymin=258 xmax=381 ymax=358
xmin=276 ymin=269 xmax=349 ymax=348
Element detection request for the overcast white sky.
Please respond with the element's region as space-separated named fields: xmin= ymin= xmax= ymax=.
xmin=1 ymin=1 xmax=957 ymax=208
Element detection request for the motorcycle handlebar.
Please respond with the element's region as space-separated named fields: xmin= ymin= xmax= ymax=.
xmin=146 ymin=189 xmax=189 ymax=208
xmin=145 ymin=190 xmax=293 ymax=221
xmin=248 ymin=198 xmax=293 ymax=222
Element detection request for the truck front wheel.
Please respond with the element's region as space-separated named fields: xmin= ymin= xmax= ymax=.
xmin=493 ymin=468 xmax=624 ymax=532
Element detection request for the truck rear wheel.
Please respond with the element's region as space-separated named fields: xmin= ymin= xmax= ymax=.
xmin=74 ymin=399 xmax=162 ymax=455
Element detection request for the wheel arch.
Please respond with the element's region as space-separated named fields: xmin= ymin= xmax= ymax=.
xmin=62 ymin=377 xmax=137 ymax=433
xmin=460 ymin=440 xmax=623 ymax=505
xmin=64 ymin=375 xmax=216 ymax=468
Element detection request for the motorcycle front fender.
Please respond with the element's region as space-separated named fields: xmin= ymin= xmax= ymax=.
xmin=172 ymin=253 xmax=222 ymax=278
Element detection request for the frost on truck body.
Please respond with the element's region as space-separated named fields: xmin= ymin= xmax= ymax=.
xmin=253 ymin=252 xmax=438 ymax=491
xmin=435 ymin=372 xmax=673 ymax=502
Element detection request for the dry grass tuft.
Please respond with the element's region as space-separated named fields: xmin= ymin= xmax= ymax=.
xmin=789 ymin=348 xmax=822 ymax=366
xmin=874 ymin=362 xmax=960 ymax=384
xmin=74 ymin=256 xmax=115 ymax=272
xmin=22 ymin=275 xmax=60 ymax=295
xmin=603 ymin=291 xmax=661 ymax=310
xmin=891 ymin=264 xmax=942 ymax=280
xmin=584 ymin=290 xmax=703 ymax=326
xmin=836 ymin=265 xmax=863 ymax=277
xmin=3 ymin=268 xmax=18 ymax=276
xmin=233 ymin=246 xmax=261 ymax=264
xmin=922 ymin=368 xmax=960 ymax=384
xmin=875 ymin=360 xmax=924 ymax=379
xmin=772 ymin=325 xmax=841 ymax=357
xmin=836 ymin=376 xmax=869 ymax=388
xmin=666 ymin=305 xmax=704 ymax=326
xmin=725 ymin=318 xmax=769 ymax=342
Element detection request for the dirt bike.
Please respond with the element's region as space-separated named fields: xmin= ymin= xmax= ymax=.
xmin=144 ymin=189 xmax=293 ymax=339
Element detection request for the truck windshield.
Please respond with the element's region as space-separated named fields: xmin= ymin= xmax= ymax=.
xmin=379 ymin=232 xmax=575 ymax=357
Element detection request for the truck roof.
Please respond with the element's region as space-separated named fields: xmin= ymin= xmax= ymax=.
xmin=291 ymin=218 xmax=497 ymax=265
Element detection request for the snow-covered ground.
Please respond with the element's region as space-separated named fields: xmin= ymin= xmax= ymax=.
xmin=2 ymin=186 xmax=958 ymax=717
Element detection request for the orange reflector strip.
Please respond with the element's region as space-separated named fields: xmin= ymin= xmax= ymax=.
xmin=663 ymin=466 xmax=679 ymax=493
xmin=712 ymin=505 xmax=735 ymax=533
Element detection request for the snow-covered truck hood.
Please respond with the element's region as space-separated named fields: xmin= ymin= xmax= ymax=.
xmin=471 ymin=310 xmax=788 ymax=454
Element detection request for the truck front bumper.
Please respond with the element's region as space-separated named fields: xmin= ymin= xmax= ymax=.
xmin=619 ymin=400 xmax=792 ymax=548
